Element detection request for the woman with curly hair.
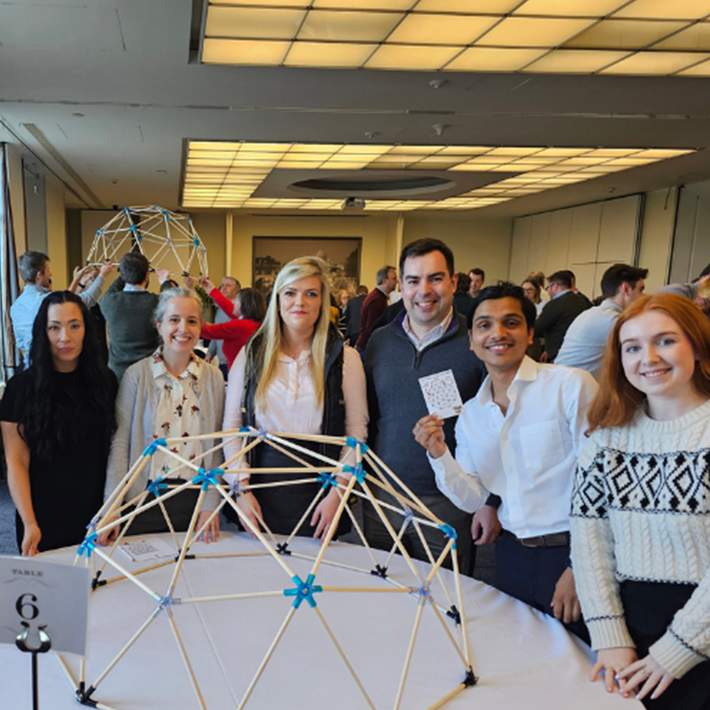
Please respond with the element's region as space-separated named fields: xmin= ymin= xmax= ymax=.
xmin=0 ymin=291 xmax=117 ymax=554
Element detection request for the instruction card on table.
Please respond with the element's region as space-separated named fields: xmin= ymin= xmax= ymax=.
xmin=0 ymin=556 xmax=89 ymax=655
xmin=418 ymin=369 xmax=464 ymax=419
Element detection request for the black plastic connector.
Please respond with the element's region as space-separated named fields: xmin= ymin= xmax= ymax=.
xmin=446 ymin=604 xmax=461 ymax=625
xmin=275 ymin=542 xmax=291 ymax=556
xmin=370 ymin=564 xmax=388 ymax=579
xmin=75 ymin=682 xmax=98 ymax=707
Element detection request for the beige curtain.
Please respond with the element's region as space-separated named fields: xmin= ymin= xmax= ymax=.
xmin=0 ymin=143 xmax=20 ymax=389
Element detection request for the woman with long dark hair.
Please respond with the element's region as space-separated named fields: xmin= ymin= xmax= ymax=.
xmin=0 ymin=291 xmax=117 ymax=554
xmin=570 ymin=293 xmax=710 ymax=708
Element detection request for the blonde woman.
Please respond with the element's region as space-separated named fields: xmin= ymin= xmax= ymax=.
xmin=100 ymin=287 xmax=225 ymax=544
xmin=223 ymin=256 xmax=367 ymax=538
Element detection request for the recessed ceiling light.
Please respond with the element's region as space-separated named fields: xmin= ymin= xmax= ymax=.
xmin=201 ymin=0 xmax=710 ymax=76
xmin=182 ymin=140 xmax=696 ymax=212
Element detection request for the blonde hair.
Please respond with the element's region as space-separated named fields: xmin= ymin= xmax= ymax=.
xmin=254 ymin=256 xmax=332 ymax=409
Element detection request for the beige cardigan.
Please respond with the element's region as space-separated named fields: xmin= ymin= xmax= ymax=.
xmin=105 ymin=355 xmax=225 ymax=509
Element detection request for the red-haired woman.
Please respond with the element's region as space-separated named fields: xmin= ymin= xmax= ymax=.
xmin=570 ymin=293 xmax=710 ymax=709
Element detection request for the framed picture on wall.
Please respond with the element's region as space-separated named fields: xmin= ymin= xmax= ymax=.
xmin=252 ymin=236 xmax=362 ymax=297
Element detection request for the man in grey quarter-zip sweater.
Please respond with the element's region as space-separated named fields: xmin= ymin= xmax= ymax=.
xmin=363 ymin=239 xmax=487 ymax=576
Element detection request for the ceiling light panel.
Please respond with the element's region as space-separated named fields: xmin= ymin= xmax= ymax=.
xmin=566 ymin=20 xmax=687 ymax=48
xmin=514 ymin=0 xmax=628 ymax=15
xmin=298 ymin=10 xmax=403 ymax=42
xmin=202 ymin=1 xmax=710 ymax=76
xmin=601 ymin=50 xmax=710 ymax=73
xmin=387 ymin=14 xmax=499 ymax=45
xmin=205 ymin=6 xmax=306 ymax=39
xmin=474 ymin=17 xmax=595 ymax=47
xmin=183 ymin=140 xmax=696 ymax=212
xmin=611 ymin=0 xmax=710 ymax=20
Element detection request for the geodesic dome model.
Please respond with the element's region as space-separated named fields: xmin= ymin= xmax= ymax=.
xmin=87 ymin=205 xmax=208 ymax=275
xmin=64 ymin=428 xmax=477 ymax=709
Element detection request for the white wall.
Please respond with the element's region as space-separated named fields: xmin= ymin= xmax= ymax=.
xmin=45 ymin=173 xmax=68 ymax=288
xmin=402 ymin=215 xmax=512 ymax=283
xmin=670 ymin=180 xmax=710 ymax=284
xmin=2 ymin=142 xmax=27 ymax=254
xmin=638 ymin=187 xmax=678 ymax=291
xmin=510 ymin=195 xmax=642 ymax=299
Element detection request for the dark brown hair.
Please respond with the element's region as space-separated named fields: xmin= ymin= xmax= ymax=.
xmin=588 ymin=293 xmax=710 ymax=432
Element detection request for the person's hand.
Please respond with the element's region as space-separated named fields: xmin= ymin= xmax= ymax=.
xmin=200 ymin=276 xmax=215 ymax=292
xmin=617 ymin=654 xmax=675 ymax=701
xmin=311 ymin=489 xmax=341 ymax=539
xmin=97 ymin=514 xmax=120 ymax=546
xmin=591 ymin=648 xmax=638 ymax=694
xmin=183 ymin=274 xmax=195 ymax=289
xmin=551 ymin=567 xmax=581 ymax=624
xmin=471 ymin=505 xmax=501 ymax=545
xmin=196 ymin=510 xmax=220 ymax=544
xmin=412 ymin=415 xmax=447 ymax=458
xmin=156 ymin=269 xmax=170 ymax=284
xmin=98 ymin=262 xmax=114 ymax=278
xmin=236 ymin=491 xmax=263 ymax=536
xmin=21 ymin=522 xmax=42 ymax=556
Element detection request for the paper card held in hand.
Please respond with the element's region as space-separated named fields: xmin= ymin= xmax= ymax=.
xmin=418 ymin=369 xmax=464 ymax=419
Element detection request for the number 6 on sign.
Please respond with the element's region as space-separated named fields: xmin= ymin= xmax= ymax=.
xmin=0 ymin=556 xmax=89 ymax=656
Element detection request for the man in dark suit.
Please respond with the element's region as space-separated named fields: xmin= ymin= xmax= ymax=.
xmin=534 ymin=270 xmax=590 ymax=362
xmin=344 ymin=284 xmax=368 ymax=346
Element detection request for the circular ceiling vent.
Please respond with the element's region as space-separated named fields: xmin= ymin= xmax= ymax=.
xmin=290 ymin=175 xmax=454 ymax=198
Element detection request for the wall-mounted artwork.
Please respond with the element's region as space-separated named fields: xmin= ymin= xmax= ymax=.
xmin=252 ymin=236 xmax=362 ymax=296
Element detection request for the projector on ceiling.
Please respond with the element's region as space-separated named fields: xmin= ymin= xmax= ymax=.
xmin=342 ymin=196 xmax=366 ymax=210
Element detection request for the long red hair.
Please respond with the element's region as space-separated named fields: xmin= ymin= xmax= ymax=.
xmin=587 ymin=293 xmax=710 ymax=432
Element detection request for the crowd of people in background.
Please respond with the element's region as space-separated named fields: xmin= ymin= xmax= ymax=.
xmin=1 ymin=240 xmax=709 ymax=708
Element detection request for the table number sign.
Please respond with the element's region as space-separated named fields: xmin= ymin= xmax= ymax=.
xmin=0 ymin=556 xmax=89 ymax=656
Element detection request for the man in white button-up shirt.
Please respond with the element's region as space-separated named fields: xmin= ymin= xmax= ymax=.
xmin=414 ymin=282 xmax=598 ymax=639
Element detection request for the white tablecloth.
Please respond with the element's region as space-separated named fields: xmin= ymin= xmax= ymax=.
xmin=2 ymin=532 xmax=638 ymax=709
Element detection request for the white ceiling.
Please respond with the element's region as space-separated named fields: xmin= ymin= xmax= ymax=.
xmin=1 ymin=0 xmax=710 ymax=218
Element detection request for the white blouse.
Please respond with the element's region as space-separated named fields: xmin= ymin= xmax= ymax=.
xmin=223 ymin=344 xmax=368 ymax=477
xmin=149 ymin=349 xmax=206 ymax=479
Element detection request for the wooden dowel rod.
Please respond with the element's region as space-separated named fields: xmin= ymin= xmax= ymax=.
xmin=313 ymin=606 xmax=375 ymax=710
xmin=394 ymin=597 xmax=426 ymax=710
xmin=180 ymin=590 xmax=284 ymax=604
xmin=426 ymin=680 xmax=469 ymax=710
xmin=90 ymin=606 xmax=162 ymax=690
xmin=426 ymin=596 xmax=468 ymax=667
xmin=237 ymin=607 xmax=296 ymax=710
xmin=451 ymin=549 xmax=473 ymax=668
xmin=320 ymin=586 xmax=410 ymax=593
xmin=216 ymin=486 xmax=294 ymax=579
xmin=91 ymin=546 xmax=162 ymax=602
xmin=166 ymin=608 xmax=207 ymax=710
xmin=359 ymin=479 xmax=424 ymax=585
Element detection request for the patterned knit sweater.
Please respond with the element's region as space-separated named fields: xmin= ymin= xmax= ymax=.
xmin=570 ymin=398 xmax=710 ymax=679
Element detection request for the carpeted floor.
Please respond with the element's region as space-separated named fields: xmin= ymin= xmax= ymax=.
xmin=0 ymin=478 xmax=16 ymax=554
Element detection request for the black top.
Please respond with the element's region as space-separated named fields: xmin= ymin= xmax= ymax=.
xmin=534 ymin=291 xmax=591 ymax=362
xmin=0 ymin=368 xmax=117 ymax=552
xmin=453 ymin=292 xmax=476 ymax=329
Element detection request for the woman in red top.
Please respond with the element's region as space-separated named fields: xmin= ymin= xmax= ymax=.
xmin=200 ymin=280 xmax=266 ymax=370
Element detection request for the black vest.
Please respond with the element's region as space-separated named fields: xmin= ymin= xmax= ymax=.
xmin=242 ymin=326 xmax=346 ymax=459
